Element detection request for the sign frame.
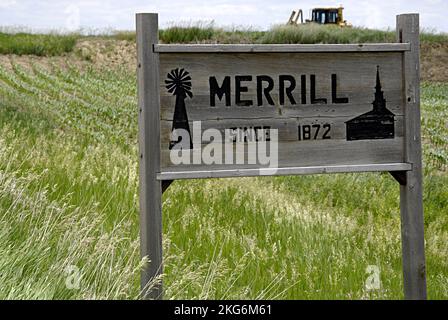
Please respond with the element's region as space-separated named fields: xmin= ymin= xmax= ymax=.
xmin=136 ymin=13 xmax=426 ymax=300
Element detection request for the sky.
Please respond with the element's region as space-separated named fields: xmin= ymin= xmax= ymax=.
xmin=0 ymin=0 xmax=446 ymax=33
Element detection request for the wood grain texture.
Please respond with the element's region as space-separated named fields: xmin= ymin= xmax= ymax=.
xmin=159 ymin=51 xmax=404 ymax=172
xmin=155 ymin=43 xmax=411 ymax=53
xmin=157 ymin=163 xmax=412 ymax=180
xmin=161 ymin=138 xmax=404 ymax=172
xmin=137 ymin=13 xmax=163 ymax=300
xmin=397 ymin=14 xmax=427 ymax=300
xmin=160 ymin=116 xmax=405 ymax=142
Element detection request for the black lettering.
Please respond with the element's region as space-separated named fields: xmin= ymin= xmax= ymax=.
xmin=310 ymin=75 xmax=327 ymax=104
xmin=253 ymin=126 xmax=262 ymax=141
xmin=235 ymin=75 xmax=253 ymax=106
xmin=279 ymin=75 xmax=296 ymax=105
xmin=331 ymin=74 xmax=349 ymax=104
xmin=257 ymin=75 xmax=275 ymax=106
xmin=312 ymin=124 xmax=320 ymax=139
xmin=301 ymin=75 xmax=306 ymax=104
xmin=209 ymin=76 xmax=231 ymax=106
xmin=323 ymin=124 xmax=331 ymax=139
xmin=303 ymin=125 xmax=311 ymax=140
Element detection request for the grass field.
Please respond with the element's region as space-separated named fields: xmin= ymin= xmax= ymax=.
xmin=0 ymin=31 xmax=77 ymax=56
xmin=0 ymin=51 xmax=446 ymax=299
xmin=1 ymin=24 xmax=448 ymax=56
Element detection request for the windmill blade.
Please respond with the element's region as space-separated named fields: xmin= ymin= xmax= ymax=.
xmin=166 ymin=86 xmax=175 ymax=94
xmin=166 ymin=72 xmax=176 ymax=81
xmin=165 ymin=68 xmax=193 ymax=97
xmin=179 ymin=69 xmax=190 ymax=80
xmin=179 ymin=68 xmax=185 ymax=77
xmin=180 ymin=84 xmax=192 ymax=92
xmin=165 ymin=82 xmax=176 ymax=89
xmin=180 ymin=75 xmax=191 ymax=82
xmin=166 ymin=83 xmax=176 ymax=91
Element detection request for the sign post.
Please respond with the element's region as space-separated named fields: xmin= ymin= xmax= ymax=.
xmin=396 ymin=14 xmax=427 ymax=300
xmin=136 ymin=12 xmax=426 ymax=300
xmin=136 ymin=13 xmax=163 ymax=300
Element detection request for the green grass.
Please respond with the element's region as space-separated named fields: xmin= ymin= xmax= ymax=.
xmin=0 ymin=56 xmax=446 ymax=299
xmin=1 ymin=24 xmax=447 ymax=57
xmin=113 ymin=24 xmax=265 ymax=44
xmin=421 ymin=30 xmax=448 ymax=43
xmin=0 ymin=32 xmax=77 ymax=56
xmin=258 ymin=24 xmax=394 ymax=44
xmin=155 ymin=24 xmax=448 ymax=44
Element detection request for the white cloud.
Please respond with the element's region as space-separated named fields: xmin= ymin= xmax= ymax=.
xmin=0 ymin=0 xmax=446 ymax=32
xmin=0 ymin=0 xmax=16 ymax=8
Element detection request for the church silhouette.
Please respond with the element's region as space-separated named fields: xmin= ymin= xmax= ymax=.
xmin=345 ymin=66 xmax=395 ymax=141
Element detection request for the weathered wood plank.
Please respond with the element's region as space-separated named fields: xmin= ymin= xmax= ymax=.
xmin=160 ymin=95 xmax=405 ymax=120
xmin=159 ymin=51 xmax=404 ymax=172
xmin=157 ymin=163 xmax=412 ymax=180
xmin=397 ymin=13 xmax=427 ymax=300
xmin=159 ymin=52 xmax=403 ymax=96
xmin=155 ymin=43 xmax=411 ymax=53
xmin=136 ymin=13 xmax=163 ymax=300
xmin=161 ymin=138 xmax=404 ymax=171
xmin=160 ymin=116 xmax=405 ymax=143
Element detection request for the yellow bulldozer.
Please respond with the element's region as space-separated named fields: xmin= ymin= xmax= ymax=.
xmin=287 ymin=6 xmax=351 ymax=27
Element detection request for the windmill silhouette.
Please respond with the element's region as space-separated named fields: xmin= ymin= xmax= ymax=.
xmin=165 ymin=68 xmax=193 ymax=149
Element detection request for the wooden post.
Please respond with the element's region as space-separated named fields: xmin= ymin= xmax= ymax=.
xmin=396 ymin=14 xmax=427 ymax=300
xmin=136 ymin=13 xmax=163 ymax=300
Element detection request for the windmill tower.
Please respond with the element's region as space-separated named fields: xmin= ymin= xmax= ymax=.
xmin=165 ymin=68 xmax=193 ymax=149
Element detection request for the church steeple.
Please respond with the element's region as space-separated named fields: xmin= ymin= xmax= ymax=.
xmin=345 ymin=65 xmax=395 ymax=141
xmin=372 ymin=66 xmax=386 ymax=112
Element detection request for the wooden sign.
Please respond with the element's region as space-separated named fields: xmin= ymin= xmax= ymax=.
xmin=158 ymin=50 xmax=408 ymax=178
xmin=137 ymin=13 xmax=426 ymax=300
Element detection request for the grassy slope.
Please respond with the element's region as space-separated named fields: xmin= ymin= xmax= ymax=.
xmin=1 ymin=24 xmax=448 ymax=56
xmin=0 ymin=56 xmax=446 ymax=299
xmin=0 ymin=32 xmax=77 ymax=56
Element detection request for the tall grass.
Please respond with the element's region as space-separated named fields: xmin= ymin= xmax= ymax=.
xmin=0 ymin=65 xmax=143 ymax=298
xmin=260 ymin=25 xmax=448 ymax=44
xmin=0 ymin=24 xmax=446 ymax=56
xmin=159 ymin=23 xmax=265 ymax=44
xmin=114 ymin=23 xmax=265 ymax=44
xmin=0 ymin=32 xmax=77 ymax=56
xmin=116 ymin=24 xmax=448 ymax=44
xmin=160 ymin=22 xmax=217 ymax=43
xmin=0 ymin=56 xmax=446 ymax=299
xmin=258 ymin=24 xmax=394 ymax=44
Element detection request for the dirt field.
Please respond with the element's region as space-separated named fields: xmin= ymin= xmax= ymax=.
xmin=421 ymin=42 xmax=448 ymax=82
